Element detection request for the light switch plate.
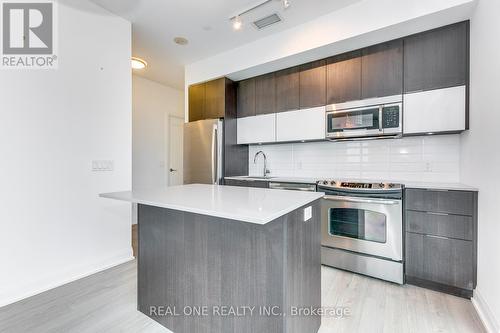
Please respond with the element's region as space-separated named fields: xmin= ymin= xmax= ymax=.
xmin=304 ymin=206 xmax=312 ymax=222
xmin=92 ymin=160 xmax=114 ymax=172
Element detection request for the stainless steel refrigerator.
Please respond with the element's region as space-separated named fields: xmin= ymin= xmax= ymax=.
xmin=183 ymin=119 xmax=224 ymax=185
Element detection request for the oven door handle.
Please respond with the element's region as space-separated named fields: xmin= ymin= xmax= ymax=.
xmin=323 ymin=195 xmax=400 ymax=205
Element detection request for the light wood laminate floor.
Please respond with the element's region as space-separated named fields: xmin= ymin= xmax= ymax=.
xmin=0 ymin=261 xmax=485 ymax=333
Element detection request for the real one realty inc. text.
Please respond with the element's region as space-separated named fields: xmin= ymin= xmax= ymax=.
xmin=149 ymin=305 xmax=351 ymax=318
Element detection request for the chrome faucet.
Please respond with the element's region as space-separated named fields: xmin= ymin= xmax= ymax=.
xmin=253 ymin=151 xmax=270 ymax=178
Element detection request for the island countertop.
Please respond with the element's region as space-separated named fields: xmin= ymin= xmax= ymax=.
xmin=100 ymin=184 xmax=324 ymax=225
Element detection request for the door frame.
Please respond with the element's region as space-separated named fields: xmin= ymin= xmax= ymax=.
xmin=166 ymin=115 xmax=184 ymax=186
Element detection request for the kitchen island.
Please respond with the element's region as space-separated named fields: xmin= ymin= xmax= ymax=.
xmin=100 ymin=184 xmax=323 ymax=333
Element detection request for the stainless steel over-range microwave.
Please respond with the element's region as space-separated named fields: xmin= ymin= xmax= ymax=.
xmin=325 ymin=95 xmax=403 ymax=141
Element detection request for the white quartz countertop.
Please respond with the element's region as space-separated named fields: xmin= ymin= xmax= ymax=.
xmin=225 ymin=176 xmax=478 ymax=191
xmin=402 ymin=181 xmax=478 ymax=191
xmin=100 ymin=184 xmax=324 ymax=225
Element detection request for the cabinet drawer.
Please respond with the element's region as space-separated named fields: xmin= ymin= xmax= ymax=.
xmin=405 ymin=189 xmax=475 ymax=216
xmin=224 ymin=179 xmax=269 ymax=188
xmin=406 ymin=210 xmax=473 ymax=240
xmin=406 ymin=232 xmax=474 ymax=290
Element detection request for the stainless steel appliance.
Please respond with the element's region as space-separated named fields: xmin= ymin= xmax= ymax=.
xmin=317 ymin=180 xmax=404 ymax=284
xmin=325 ymin=95 xmax=403 ymax=141
xmin=183 ymin=119 xmax=223 ymax=185
xmin=269 ymin=182 xmax=316 ymax=192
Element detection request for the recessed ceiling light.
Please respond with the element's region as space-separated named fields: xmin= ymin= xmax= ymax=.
xmin=174 ymin=37 xmax=189 ymax=45
xmin=233 ymin=15 xmax=242 ymax=30
xmin=131 ymin=57 xmax=147 ymax=70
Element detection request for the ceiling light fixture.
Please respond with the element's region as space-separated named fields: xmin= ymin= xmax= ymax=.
xmin=282 ymin=0 xmax=290 ymax=9
xmin=173 ymin=37 xmax=189 ymax=45
xmin=131 ymin=57 xmax=147 ymax=70
xmin=233 ymin=15 xmax=242 ymax=30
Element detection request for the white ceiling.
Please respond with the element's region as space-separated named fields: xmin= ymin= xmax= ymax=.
xmin=91 ymin=0 xmax=360 ymax=89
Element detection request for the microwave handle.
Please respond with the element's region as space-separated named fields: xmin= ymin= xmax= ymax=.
xmin=379 ymin=106 xmax=383 ymax=131
xmin=341 ymin=128 xmax=368 ymax=132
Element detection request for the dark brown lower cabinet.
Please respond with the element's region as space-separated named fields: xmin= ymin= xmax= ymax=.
xmin=404 ymin=189 xmax=477 ymax=298
xmin=224 ymin=178 xmax=269 ymax=188
xmin=406 ymin=233 xmax=474 ymax=292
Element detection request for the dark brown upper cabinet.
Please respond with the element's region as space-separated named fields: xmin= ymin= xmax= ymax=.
xmin=188 ymin=78 xmax=227 ymax=121
xmin=361 ymin=40 xmax=403 ymax=99
xmin=404 ymin=22 xmax=468 ymax=93
xmin=299 ymin=60 xmax=326 ymax=108
xmin=237 ymin=78 xmax=256 ymax=118
xmin=255 ymin=73 xmax=276 ymax=115
xmin=188 ymin=83 xmax=205 ymax=122
xmin=204 ymin=78 xmax=226 ymax=119
xmin=326 ymin=51 xmax=362 ymax=104
xmin=276 ymin=66 xmax=300 ymax=112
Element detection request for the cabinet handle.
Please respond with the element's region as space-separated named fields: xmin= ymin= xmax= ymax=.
xmin=425 ymin=234 xmax=449 ymax=240
xmin=426 ymin=211 xmax=449 ymax=216
xmin=378 ymin=106 xmax=383 ymax=131
xmin=425 ymin=189 xmax=449 ymax=192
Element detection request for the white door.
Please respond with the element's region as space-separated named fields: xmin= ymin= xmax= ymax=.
xmin=168 ymin=116 xmax=184 ymax=186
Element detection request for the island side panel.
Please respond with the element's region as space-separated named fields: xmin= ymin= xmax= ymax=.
xmin=137 ymin=204 xmax=285 ymax=333
xmin=137 ymin=205 xmax=186 ymax=331
xmin=284 ymin=200 xmax=322 ymax=333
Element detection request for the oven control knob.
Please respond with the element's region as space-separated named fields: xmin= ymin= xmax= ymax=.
xmin=330 ymin=181 xmax=336 ymax=185
xmin=379 ymin=183 xmax=385 ymax=188
xmin=388 ymin=183 xmax=394 ymax=188
xmin=323 ymin=181 xmax=328 ymax=185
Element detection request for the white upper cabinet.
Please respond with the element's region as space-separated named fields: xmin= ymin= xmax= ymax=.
xmin=276 ymin=107 xmax=326 ymax=142
xmin=237 ymin=114 xmax=276 ymax=144
xmin=403 ymin=85 xmax=466 ymax=135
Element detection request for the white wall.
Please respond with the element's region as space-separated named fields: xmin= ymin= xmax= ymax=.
xmin=0 ymin=1 xmax=132 ymax=306
xmin=462 ymin=0 xmax=500 ymax=331
xmin=249 ymin=135 xmax=460 ymax=183
xmin=132 ymin=75 xmax=184 ymax=190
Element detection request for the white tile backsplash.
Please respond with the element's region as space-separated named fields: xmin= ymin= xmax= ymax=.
xmin=248 ymin=135 xmax=460 ymax=182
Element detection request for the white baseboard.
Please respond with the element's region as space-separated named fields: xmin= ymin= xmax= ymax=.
xmin=0 ymin=249 xmax=134 ymax=308
xmin=472 ymin=288 xmax=500 ymax=333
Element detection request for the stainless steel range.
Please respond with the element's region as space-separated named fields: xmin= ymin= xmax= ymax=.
xmin=317 ymin=180 xmax=404 ymax=284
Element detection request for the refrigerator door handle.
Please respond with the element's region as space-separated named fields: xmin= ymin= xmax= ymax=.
xmin=211 ymin=124 xmax=217 ymax=184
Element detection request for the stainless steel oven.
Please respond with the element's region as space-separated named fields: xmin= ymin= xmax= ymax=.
xmin=325 ymin=95 xmax=402 ymax=141
xmin=318 ymin=180 xmax=404 ymax=284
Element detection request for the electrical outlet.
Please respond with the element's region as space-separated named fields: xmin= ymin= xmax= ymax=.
xmin=303 ymin=206 xmax=312 ymax=222
xmin=92 ymin=160 xmax=114 ymax=172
